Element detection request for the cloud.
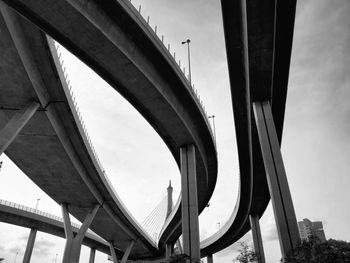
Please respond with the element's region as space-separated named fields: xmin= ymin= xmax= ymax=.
xmin=33 ymin=239 xmax=56 ymax=257
xmin=260 ymin=211 xmax=278 ymax=243
xmin=9 ymin=246 xmax=23 ymax=254
xmin=215 ymin=233 xmax=253 ymax=258
xmin=19 ymin=233 xmax=29 ymax=241
xmin=200 ymin=227 xmax=209 ymax=240
xmin=263 ymin=226 xmax=278 ymax=243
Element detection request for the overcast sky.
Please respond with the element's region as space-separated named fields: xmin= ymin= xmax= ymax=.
xmin=0 ymin=0 xmax=350 ymax=262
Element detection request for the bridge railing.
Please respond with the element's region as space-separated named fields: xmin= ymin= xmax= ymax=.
xmin=46 ymin=37 xmax=158 ymax=245
xmin=122 ymin=0 xmax=216 ymax=145
xmin=0 ymin=198 xmax=99 ymax=236
xmin=44 ymin=0 xmax=216 ymax=244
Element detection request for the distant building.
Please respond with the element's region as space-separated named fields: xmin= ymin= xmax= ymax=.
xmin=298 ymin=218 xmax=326 ymax=242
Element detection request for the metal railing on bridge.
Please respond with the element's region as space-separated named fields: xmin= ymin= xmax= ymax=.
xmin=0 ymin=198 xmax=98 ymax=237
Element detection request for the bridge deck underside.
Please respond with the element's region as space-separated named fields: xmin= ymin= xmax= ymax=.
xmin=200 ymin=0 xmax=296 ymax=256
xmin=0 ymin=12 xmax=158 ymax=259
xmin=0 ymin=203 xmax=110 ymax=255
xmin=0 ymin=0 xmax=218 ymax=258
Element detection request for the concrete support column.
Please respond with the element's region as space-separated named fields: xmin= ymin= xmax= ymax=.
xmin=22 ymin=228 xmax=37 ymax=263
xmin=180 ymin=145 xmax=200 ymax=262
xmin=0 ymin=102 xmax=39 ymax=155
xmin=120 ymin=240 xmax=135 ymax=263
xmin=108 ymin=241 xmax=118 ymax=263
xmin=207 ymin=254 xmax=213 ymax=263
xmin=61 ymin=203 xmax=100 ymax=263
xmin=253 ymin=101 xmax=300 ymax=258
xmin=249 ymin=214 xmax=265 ymax=263
xmin=165 ymin=243 xmax=173 ymax=259
xmin=176 ymin=239 xmax=183 ymax=254
xmin=88 ymin=248 xmax=96 ymax=263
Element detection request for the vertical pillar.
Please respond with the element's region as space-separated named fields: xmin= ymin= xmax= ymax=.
xmin=22 ymin=228 xmax=37 ymax=263
xmin=181 ymin=145 xmax=200 ymax=262
xmin=109 ymin=241 xmax=118 ymax=263
xmin=207 ymin=254 xmax=213 ymax=263
xmin=0 ymin=102 xmax=39 ymax=155
xmin=249 ymin=214 xmax=266 ymax=263
xmin=166 ymin=180 xmax=173 ymax=219
xmin=88 ymin=248 xmax=96 ymax=263
xmin=165 ymin=243 xmax=173 ymax=259
xmin=121 ymin=240 xmax=135 ymax=263
xmin=176 ymin=239 xmax=183 ymax=254
xmin=61 ymin=203 xmax=100 ymax=263
xmin=253 ymin=101 xmax=300 ymax=258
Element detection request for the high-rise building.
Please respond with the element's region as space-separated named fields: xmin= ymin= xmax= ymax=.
xmin=298 ymin=218 xmax=326 ymax=242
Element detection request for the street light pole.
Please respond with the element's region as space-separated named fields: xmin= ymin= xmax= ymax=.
xmin=208 ymin=115 xmax=216 ymax=144
xmin=13 ymin=251 xmax=18 ymax=263
xmin=55 ymin=253 xmax=58 ymax=263
xmin=35 ymin=198 xmax=40 ymax=211
xmin=181 ymin=39 xmax=192 ymax=85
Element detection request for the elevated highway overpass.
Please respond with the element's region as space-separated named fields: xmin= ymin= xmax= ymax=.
xmin=0 ymin=199 xmax=110 ymax=255
xmin=0 ymin=0 xmax=300 ymax=261
xmin=199 ymin=0 xmax=299 ymax=260
xmin=0 ymin=0 xmax=217 ymax=261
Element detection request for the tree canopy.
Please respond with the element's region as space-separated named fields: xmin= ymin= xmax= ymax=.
xmin=233 ymin=242 xmax=259 ymax=263
xmin=284 ymin=238 xmax=350 ymax=263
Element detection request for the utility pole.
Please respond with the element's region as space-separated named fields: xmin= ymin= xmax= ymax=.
xmin=13 ymin=251 xmax=18 ymax=263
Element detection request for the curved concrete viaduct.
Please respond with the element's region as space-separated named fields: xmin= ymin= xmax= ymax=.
xmin=200 ymin=0 xmax=298 ymax=258
xmin=0 ymin=9 xmax=159 ymax=259
xmin=0 ymin=0 xmax=217 ymax=260
xmin=0 ymin=0 xmax=299 ymax=260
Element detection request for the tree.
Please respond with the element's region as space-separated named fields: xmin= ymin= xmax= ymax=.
xmin=233 ymin=242 xmax=259 ymax=263
xmin=283 ymin=238 xmax=350 ymax=263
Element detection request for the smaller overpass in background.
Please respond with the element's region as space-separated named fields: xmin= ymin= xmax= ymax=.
xmin=0 ymin=199 xmax=109 ymax=261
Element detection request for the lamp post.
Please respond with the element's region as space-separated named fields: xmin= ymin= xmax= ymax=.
xmin=35 ymin=198 xmax=40 ymax=211
xmin=181 ymin=39 xmax=192 ymax=85
xmin=13 ymin=251 xmax=18 ymax=263
xmin=208 ymin=115 xmax=216 ymax=144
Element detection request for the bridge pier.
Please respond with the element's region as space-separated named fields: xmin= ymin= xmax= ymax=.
xmin=61 ymin=203 xmax=100 ymax=263
xmin=0 ymin=102 xmax=39 ymax=155
xmin=253 ymin=101 xmax=300 ymax=258
xmin=165 ymin=243 xmax=173 ymax=259
xmin=121 ymin=240 xmax=135 ymax=263
xmin=108 ymin=241 xmax=118 ymax=263
xmin=176 ymin=239 xmax=183 ymax=254
xmin=88 ymin=248 xmax=96 ymax=263
xmin=249 ymin=214 xmax=265 ymax=263
xmin=207 ymin=254 xmax=213 ymax=263
xmin=22 ymin=228 xmax=37 ymax=263
xmin=180 ymin=145 xmax=200 ymax=262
